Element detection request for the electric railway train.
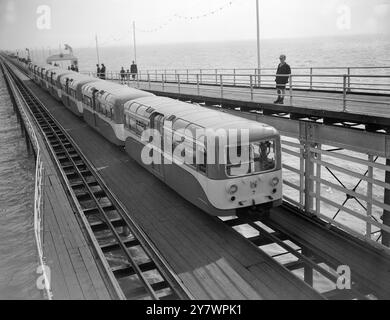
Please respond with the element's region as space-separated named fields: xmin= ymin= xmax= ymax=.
xmin=25 ymin=60 xmax=283 ymax=216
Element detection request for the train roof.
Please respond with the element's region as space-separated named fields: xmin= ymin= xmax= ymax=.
xmin=83 ymin=81 xmax=154 ymax=102
xmin=68 ymin=75 xmax=101 ymax=89
xmin=126 ymin=96 xmax=279 ymax=140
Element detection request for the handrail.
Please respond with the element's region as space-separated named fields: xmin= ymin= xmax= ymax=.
xmin=100 ymin=70 xmax=390 ymax=113
xmin=1 ymin=59 xmax=53 ymax=300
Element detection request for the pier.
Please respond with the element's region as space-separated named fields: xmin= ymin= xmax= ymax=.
xmin=1 ymin=54 xmax=390 ymax=300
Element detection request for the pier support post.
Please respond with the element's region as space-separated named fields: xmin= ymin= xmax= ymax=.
xmin=302 ymin=248 xmax=313 ymax=286
xmin=383 ymin=159 xmax=390 ymax=247
xmin=305 ymin=146 xmax=315 ymax=213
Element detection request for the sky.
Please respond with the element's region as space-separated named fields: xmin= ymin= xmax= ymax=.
xmin=0 ymin=0 xmax=389 ymax=51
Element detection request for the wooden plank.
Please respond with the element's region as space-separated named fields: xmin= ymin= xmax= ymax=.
xmin=67 ymin=247 xmax=99 ymax=300
xmin=43 ymin=231 xmax=71 ymax=300
xmin=78 ymin=246 xmax=111 ymax=300
xmin=49 ymin=229 xmax=85 ymax=300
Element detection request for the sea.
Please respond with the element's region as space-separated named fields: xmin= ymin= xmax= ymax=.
xmin=2 ymin=34 xmax=389 ymax=298
xmin=31 ymin=34 xmax=390 ymax=73
xmin=0 ymin=70 xmax=41 ymax=299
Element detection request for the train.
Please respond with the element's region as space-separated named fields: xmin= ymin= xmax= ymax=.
xmin=23 ymin=60 xmax=283 ymax=217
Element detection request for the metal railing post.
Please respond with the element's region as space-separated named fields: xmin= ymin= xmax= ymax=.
xmin=200 ymin=69 xmax=203 ymax=84
xmin=196 ymin=74 xmax=200 ymax=96
xmin=343 ymin=74 xmax=347 ymax=112
xmin=257 ymin=68 xmax=261 ymax=88
xmin=148 ymin=73 xmax=151 ymax=90
xmin=220 ymin=75 xmax=223 ymax=99
xmin=289 ymin=75 xmax=293 ymax=105
xmin=162 ymin=74 xmax=165 ymax=92
xmin=347 ymin=67 xmax=351 ymax=92
xmin=310 ymin=68 xmax=313 ymax=90
xmin=250 ymin=75 xmax=254 ymax=101
xmin=215 ymin=69 xmax=218 ymax=85
xmin=233 ymin=69 xmax=236 ymax=86
xmin=186 ymin=69 xmax=189 ymax=83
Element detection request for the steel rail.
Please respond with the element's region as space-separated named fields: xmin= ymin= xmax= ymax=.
xmin=2 ymin=58 xmax=192 ymax=301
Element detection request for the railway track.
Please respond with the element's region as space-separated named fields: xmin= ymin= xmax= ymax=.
xmin=1 ymin=58 xmax=192 ymax=301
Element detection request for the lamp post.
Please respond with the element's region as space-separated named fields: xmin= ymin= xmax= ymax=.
xmin=256 ymin=0 xmax=261 ymax=86
xmin=95 ymin=34 xmax=100 ymax=66
xmin=132 ymin=21 xmax=137 ymax=64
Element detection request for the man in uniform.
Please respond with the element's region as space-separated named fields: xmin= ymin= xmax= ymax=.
xmin=274 ymin=54 xmax=291 ymax=104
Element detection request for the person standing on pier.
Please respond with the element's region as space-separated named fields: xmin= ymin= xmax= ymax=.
xmin=120 ymin=67 xmax=126 ymax=84
xmin=101 ymin=64 xmax=106 ymax=80
xmin=274 ymin=54 xmax=291 ymax=104
xmin=96 ymin=64 xmax=101 ymax=79
xmin=130 ymin=61 xmax=138 ymax=80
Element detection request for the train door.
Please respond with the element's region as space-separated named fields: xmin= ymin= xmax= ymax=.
xmin=92 ymin=89 xmax=99 ymax=127
xmin=150 ymin=113 xmax=165 ymax=178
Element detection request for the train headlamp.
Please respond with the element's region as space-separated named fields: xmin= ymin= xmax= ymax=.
xmin=271 ymin=177 xmax=280 ymax=187
xmin=228 ymin=184 xmax=238 ymax=195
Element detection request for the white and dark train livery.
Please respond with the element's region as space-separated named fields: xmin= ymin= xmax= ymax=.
xmin=26 ymin=61 xmax=283 ymax=216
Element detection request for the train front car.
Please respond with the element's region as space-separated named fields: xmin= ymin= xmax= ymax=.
xmin=123 ymin=97 xmax=282 ymax=217
xmin=80 ymin=82 xmax=154 ymax=146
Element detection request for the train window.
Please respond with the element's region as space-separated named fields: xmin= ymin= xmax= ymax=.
xmin=129 ymin=102 xmax=140 ymax=114
xmin=129 ymin=117 xmax=136 ymax=131
xmin=186 ymin=124 xmax=203 ymax=138
xmin=136 ymin=105 xmax=153 ymax=118
xmin=226 ymin=141 xmax=276 ymax=177
xmin=172 ymin=129 xmax=185 ymax=151
xmin=197 ymin=148 xmax=207 ymax=174
xmin=135 ymin=120 xmax=147 ymax=136
xmin=83 ymin=95 xmax=92 ymax=107
xmin=227 ymin=145 xmax=251 ymax=176
xmin=173 ymin=119 xmax=190 ymax=131
xmin=251 ymin=141 xmax=276 ymax=173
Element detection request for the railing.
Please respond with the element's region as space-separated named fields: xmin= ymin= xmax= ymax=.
xmin=81 ymin=69 xmax=390 ymax=113
xmin=114 ymin=72 xmax=389 ymax=113
xmin=83 ymin=65 xmax=390 ymax=94
xmin=1 ymin=60 xmax=53 ymax=299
